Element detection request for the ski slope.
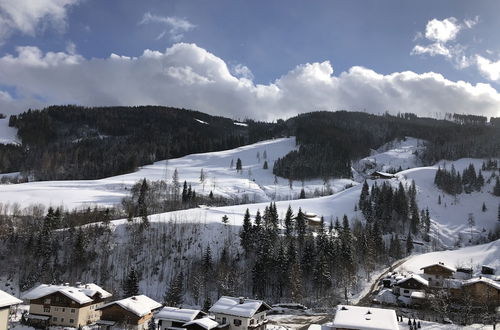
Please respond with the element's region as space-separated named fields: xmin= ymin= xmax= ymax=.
xmin=0 ymin=137 xmax=355 ymax=209
xmin=0 ymin=117 xmax=19 ymax=145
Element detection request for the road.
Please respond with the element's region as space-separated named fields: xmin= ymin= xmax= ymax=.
xmin=356 ymin=257 xmax=409 ymax=306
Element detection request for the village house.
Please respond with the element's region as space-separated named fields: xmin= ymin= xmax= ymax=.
xmin=0 ymin=290 xmax=22 ymax=330
xmin=420 ymin=262 xmax=456 ymax=287
xmin=303 ymin=212 xmax=323 ymax=229
xmin=393 ymin=274 xmax=429 ymax=299
xmin=22 ymin=283 xmax=112 ymax=328
xmin=155 ymin=307 xmax=207 ymax=330
xmin=460 ymin=277 xmax=500 ymax=306
xmin=183 ymin=317 xmax=221 ymax=330
xmin=370 ymin=171 xmax=395 ymax=180
xmin=97 ymin=295 xmax=162 ymax=330
xmin=330 ymin=305 xmax=399 ymax=330
xmin=209 ymin=296 xmax=271 ymax=330
xmin=481 ymin=265 xmax=495 ymax=276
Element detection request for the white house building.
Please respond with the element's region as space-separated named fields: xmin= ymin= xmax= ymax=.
xmin=331 ymin=305 xmax=398 ymax=330
xmin=209 ymin=297 xmax=271 ymax=330
xmin=0 ymin=290 xmax=22 ymax=330
xmin=97 ymin=295 xmax=162 ymax=330
xmin=155 ymin=307 xmax=206 ymax=330
xmin=22 ymin=283 xmax=112 ymax=328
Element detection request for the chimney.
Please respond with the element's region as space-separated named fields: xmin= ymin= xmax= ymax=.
xmin=238 ymin=297 xmax=244 ymax=304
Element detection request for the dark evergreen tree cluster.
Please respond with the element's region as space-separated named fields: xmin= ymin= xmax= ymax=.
xmin=482 ymin=159 xmax=499 ymax=171
xmin=238 ymin=203 xmax=386 ymax=302
xmin=434 ymin=164 xmax=484 ymax=195
xmin=358 ymin=180 xmax=424 ymax=236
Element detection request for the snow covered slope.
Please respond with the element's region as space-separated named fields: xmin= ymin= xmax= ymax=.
xmin=0 ymin=137 xmax=355 ymax=209
xmin=397 ymin=239 xmax=500 ymax=277
xmin=398 ymin=158 xmax=500 ymax=246
xmin=0 ymin=117 xmax=19 ymax=145
xmin=354 ymin=137 xmax=425 ymax=175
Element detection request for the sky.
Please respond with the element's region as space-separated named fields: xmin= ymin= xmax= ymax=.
xmin=0 ymin=0 xmax=500 ymax=120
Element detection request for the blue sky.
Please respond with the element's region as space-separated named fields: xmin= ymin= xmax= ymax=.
xmin=0 ymin=0 xmax=499 ymax=120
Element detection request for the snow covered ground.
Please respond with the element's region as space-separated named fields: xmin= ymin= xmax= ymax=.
xmin=397 ymin=238 xmax=500 ymax=276
xmin=354 ymin=137 xmax=425 ymax=175
xmin=0 ymin=137 xmax=355 ymax=209
xmin=0 ymin=117 xmax=19 ymax=144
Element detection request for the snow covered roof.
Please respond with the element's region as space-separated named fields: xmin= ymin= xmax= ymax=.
xmin=332 ymin=305 xmax=398 ymax=330
xmin=98 ymin=295 xmax=162 ymax=317
xmin=22 ymin=283 xmax=111 ymax=304
xmin=420 ymin=262 xmax=456 ymax=273
xmin=183 ymin=317 xmax=219 ymax=330
xmin=462 ymin=277 xmax=500 ymax=290
xmin=396 ymin=274 xmax=429 ymax=287
xmin=209 ymin=296 xmax=271 ymax=318
xmin=156 ymin=307 xmax=204 ymax=322
xmin=0 ymin=290 xmax=22 ymax=308
xmin=410 ymin=291 xmax=425 ymax=299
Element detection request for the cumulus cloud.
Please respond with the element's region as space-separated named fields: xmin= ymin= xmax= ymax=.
xmin=0 ymin=43 xmax=499 ymax=119
xmin=139 ymin=12 xmax=195 ymax=42
xmin=0 ymin=0 xmax=80 ymax=44
xmin=476 ymin=55 xmax=500 ymax=82
xmin=412 ymin=17 xmax=479 ymax=69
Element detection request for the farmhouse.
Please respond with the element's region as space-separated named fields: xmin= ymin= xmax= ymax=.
xmin=0 ymin=290 xmax=22 ymax=330
xmin=209 ymin=296 xmax=271 ymax=330
xmin=393 ymin=274 xmax=428 ymax=298
xmin=461 ymin=277 xmax=500 ymax=305
xmin=97 ymin=295 xmax=162 ymax=330
xmin=155 ymin=307 xmax=206 ymax=330
xmin=22 ymin=283 xmax=112 ymax=328
xmin=420 ymin=262 xmax=456 ymax=286
xmin=331 ymin=305 xmax=398 ymax=330
xmin=370 ymin=171 xmax=395 ymax=180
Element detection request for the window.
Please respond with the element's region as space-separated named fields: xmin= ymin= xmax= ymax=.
xmin=54 ymin=307 xmax=59 ymax=312
xmin=61 ymin=318 xmax=64 ymax=322
xmin=222 ymin=317 xmax=226 ymax=324
xmin=44 ymin=307 xmax=51 ymax=313
xmin=62 ymin=308 xmax=65 ymax=312
xmin=261 ymin=315 xmax=264 ymax=320
xmin=71 ymin=309 xmax=75 ymax=313
xmin=250 ymin=319 xmax=254 ymax=325
xmin=70 ymin=319 xmax=74 ymax=324
xmin=44 ymin=298 xmax=51 ymax=304
xmin=53 ymin=317 xmax=58 ymax=321
xmin=404 ymin=290 xmax=410 ymax=294
xmin=234 ymin=319 xmax=242 ymax=326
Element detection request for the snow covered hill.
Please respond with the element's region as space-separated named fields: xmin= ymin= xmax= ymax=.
xmin=0 ymin=117 xmax=19 ymax=145
xmin=354 ymin=137 xmax=425 ymax=176
xmin=0 ymin=137 xmax=355 ymax=209
xmin=397 ymin=238 xmax=500 ymax=277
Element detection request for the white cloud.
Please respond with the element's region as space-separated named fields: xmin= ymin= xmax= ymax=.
xmin=412 ymin=43 xmax=451 ymax=58
xmin=0 ymin=0 xmax=80 ymax=44
xmin=0 ymin=43 xmax=499 ymax=119
xmin=476 ymin=55 xmax=500 ymax=82
xmin=139 ymin=12 xmax=195 ymax=41
xmin=424 ymin=17 xmax=461 ymax=43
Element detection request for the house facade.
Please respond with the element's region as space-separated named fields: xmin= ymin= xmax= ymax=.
xmin=420 ymin=262 xmax=456 ymax=287
xmin=97 ymin=295 xmax=162 ymax=330
xmin=22 ymin=283 xmax=111 ymax=328
xmin=393 ymin=275 xmax=428 ymax=298
xmin=0 ymin=290 xmax=22 ymax=330
xmin=155 ymin=307 xmax=206 ymax=330
xmin=460 ymin=277 xmax=500 ymax=306
xmin=209 ymin=297 xmax=271 ymax=330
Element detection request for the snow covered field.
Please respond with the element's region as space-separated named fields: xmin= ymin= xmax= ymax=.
xmin=0 ymin=137 xmax=355 ymax=209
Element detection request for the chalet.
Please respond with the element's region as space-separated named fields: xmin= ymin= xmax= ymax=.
xmin=22 ymin=283 xmax=112 ymax=328
xmin=461 ymin=277 xmax=500 ymax=305
xmin=454 ymin=267 xmax=473 ymax=280
xmin=420 ymin=262 xmax=456 ymax=286
xmin=370 ymin=171 xmax=395 ymax=180
xmin=331 ymin=305 xmax=398 ymax=330
xmin=303 ymin=212 xmax=323 ymax=228
xmin=183 ymin=317 xmax=221 ymax=330
xmin=209 ymin=296 xmax=271 ymax=330
xmin=156 ymin=307 xmax=206 ymax=330
xmin=393 ymin=275 xmax=428 ymax=298
xmin=96 ymin=295 xmax=162 ymax=330
xmin=0 ymin=290 xmax=22 ymax=330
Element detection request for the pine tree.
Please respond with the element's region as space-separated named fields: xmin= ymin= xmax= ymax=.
xmin=123 ymin=268 xmax=139 ymax=297
xmin=240 ymin=209 xmax=253 ymax=257
xmin=202 ymin=296 xmax=212 ymax=312
xmin=299 ymin=188 xmax=306 ymax=199
xmin=164 ymin=272 xmax=183 ymax=306
xmin=284 ymin=205 xmax=294 ymax=240
xmin=172 ymin=168 xmax=180 ymax=199
xmin=494 ymin=177 xmax=500 ymax=196
xmin=236 ymin=158 xmax=242 ymax=172
xmin=482 ymin=202 xmax=487 ymax=212
xmin=222 ymin=214 xmax=229 ymax=225
xmin=263 ymin=161 xmax=268 ymax=169
xmin=295 ymin=208 xmax=306 ymax=246
xmin=406 ymin=232 xmax=414 ymax=255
